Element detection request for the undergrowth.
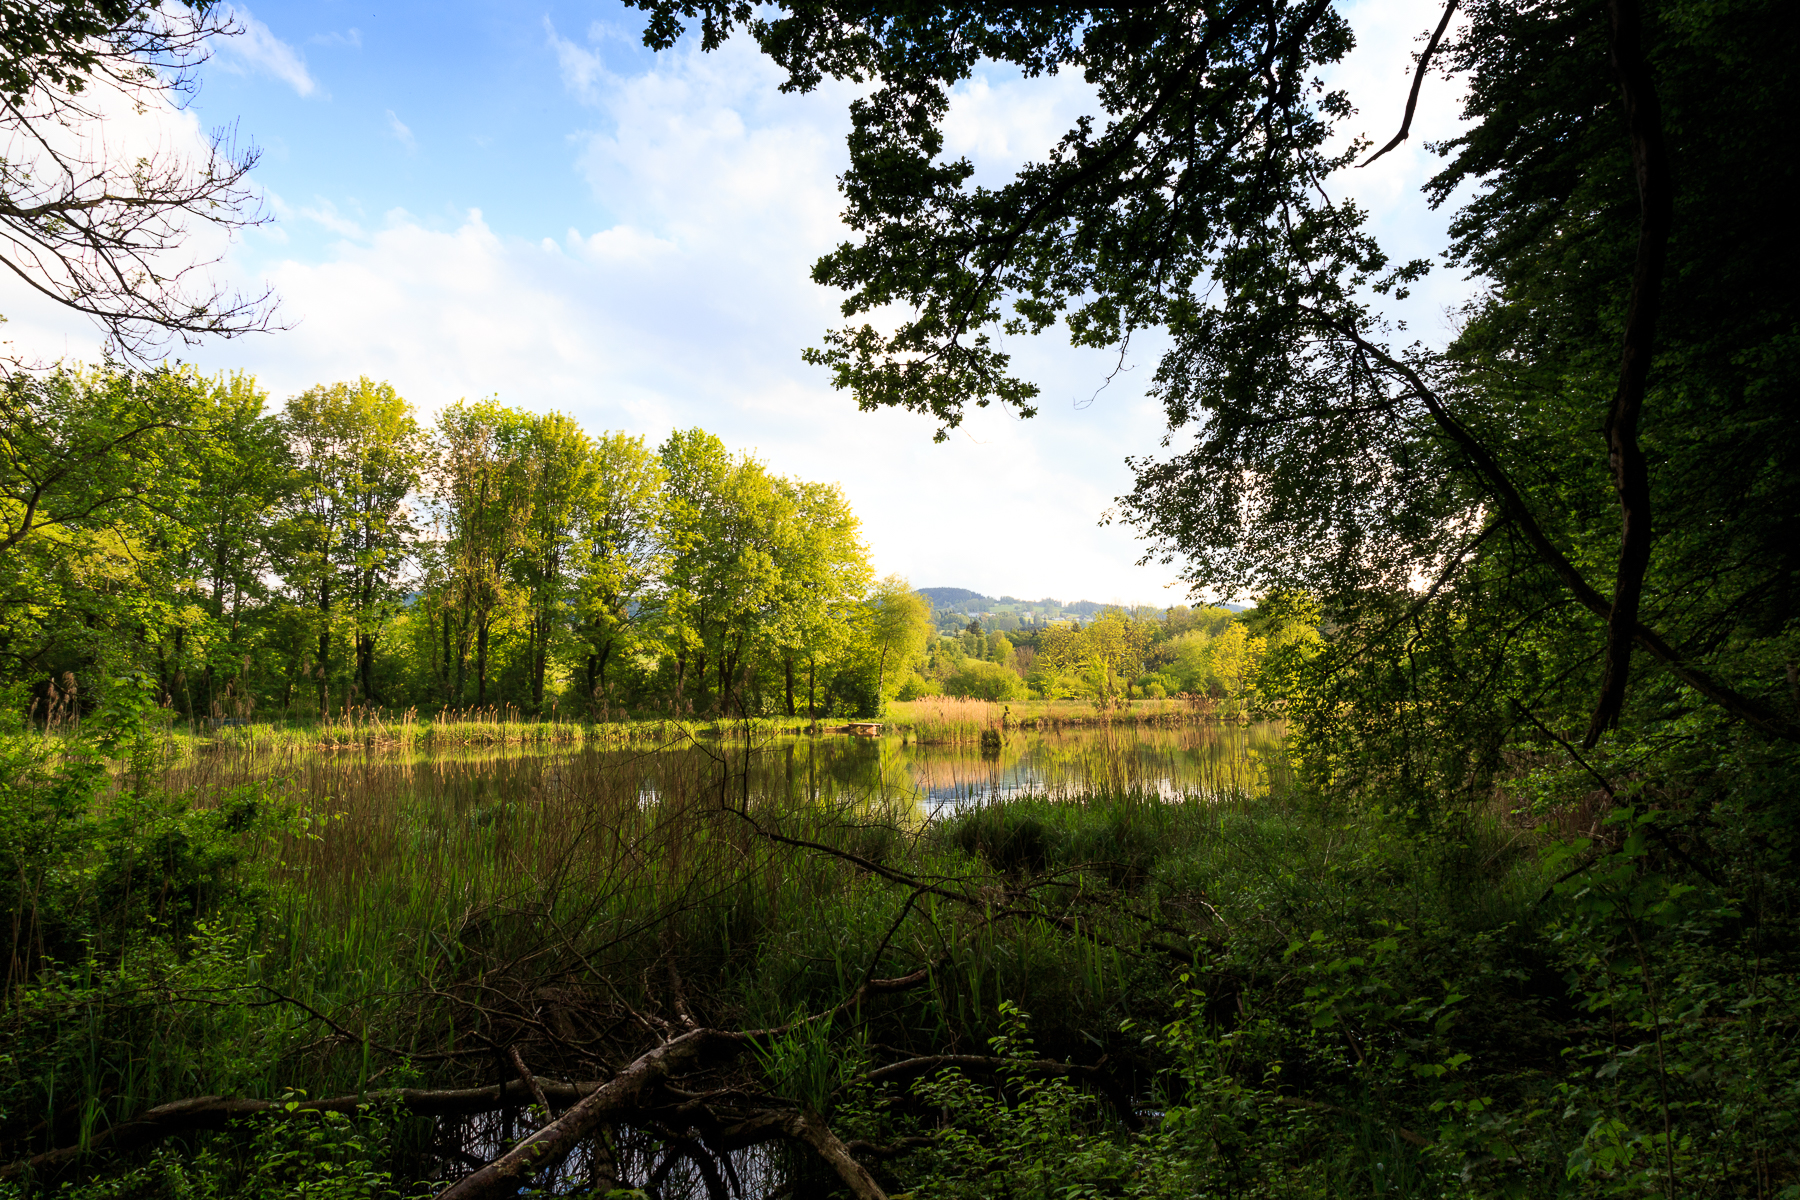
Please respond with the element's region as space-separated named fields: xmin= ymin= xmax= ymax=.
xmin=0 ymin=708 xmax=1793 ymax=1198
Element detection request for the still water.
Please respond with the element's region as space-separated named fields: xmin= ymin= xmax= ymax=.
xmin=180 ymin=721 xmax=1289 ymax=816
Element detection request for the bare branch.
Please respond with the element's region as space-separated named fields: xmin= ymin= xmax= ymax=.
xmin=0 ymin=5 xmax=279 ymax=357
xmin=506 ymin=1045 xmax=555 ymax=1124
xmin=1359 ymin=1 xmax=1459 ymax=168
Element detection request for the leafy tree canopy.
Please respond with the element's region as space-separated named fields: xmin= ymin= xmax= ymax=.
xmin=624 ymin=0 xmax=1800 ymax=754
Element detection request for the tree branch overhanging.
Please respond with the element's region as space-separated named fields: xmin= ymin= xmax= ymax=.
xmin=1359 ymin=0 xmax=1459 ymax=167
xmin=0 ymin=6 xmax=280 ymax=357
xmin=1317 ymin=313 xmax=1797 ymax=743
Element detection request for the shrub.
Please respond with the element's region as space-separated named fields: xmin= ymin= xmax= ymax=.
xmin=895 ymin=672 xmax=940 ymax=701
xmin=943 ymin=660 xmax=1028 ymax=702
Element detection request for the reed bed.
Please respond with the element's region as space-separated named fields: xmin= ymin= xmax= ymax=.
xmin=885 ymin=694 xmax=1255 ymax=743
xmin=8 ymin=740 xmax=1213 ymax=1146
xmin=176 ymin=706 xmax=832 ymax=754
xmin=138 ymin=696 xmax=1253 ymax=759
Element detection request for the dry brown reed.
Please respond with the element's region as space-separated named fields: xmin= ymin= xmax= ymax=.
xmin=886 ymin=694 xmax=1245 ymax=743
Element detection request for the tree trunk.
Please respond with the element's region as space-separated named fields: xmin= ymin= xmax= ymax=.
xmin=317 ymin=580 xmax=332 ymax=719
xmin=1586 ymin=0 xmax=1673 ymax=747
xmin=531 ymin=620 xmax=547 ymax=714
xmin=453 ymin=604 xmax=470 ymax=705
xmin=358 ymin=632 xmax=377 ymax=706
xmin=476 ymin=620 xmax=490 ymax=706
xmin=784 ymin=1110 xmax=889 ymax=1200
xmin=784 ymin=656 xmax=795 ymax=717
xmin=442 ymin=609 xmax=454 ymax=702
xmin=588 ymin=1128 xmax=619 ymax=1193
xmin=875 ymin=644 xmax=889 ymax=717
xmin=435 ymin=1030 xmax=719 ymax=1200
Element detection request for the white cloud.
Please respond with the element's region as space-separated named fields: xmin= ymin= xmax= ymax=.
xmin=190 ymin=35 xmax=1200 ymax=603
xmin=216 ymin=7 xmax=317 ymax=98
xmin=386 ymin=110 xmax=416 ymax=151
xmin=545 ymin=18 xmax=607 ymax=106
xmin=941 ymin=69 xmax=1098 ymax=186
xmin=198 ymin=199 xmax=1179 ymax=602
xmin=310 ymin=28 xmax=362 ymax=50
xmin=296 ymin=198 xmax=366 ymax=239
xmin=0 ymin=73 xmax=259 ymax=361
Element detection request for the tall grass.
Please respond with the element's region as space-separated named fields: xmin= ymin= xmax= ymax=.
xmin=885 ymin=695 xmax=1243 ymax=744
xmin=174 ymin=707 xmax=833 ymax=754
xmin=125 ymin=695 xmax=1243 ymax=758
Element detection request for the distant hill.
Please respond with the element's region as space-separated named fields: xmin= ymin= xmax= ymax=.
xmin=917 ymin=587 xmax=1247 ymax=620
xmin=917 ymin=587 xmax=989 ymax=606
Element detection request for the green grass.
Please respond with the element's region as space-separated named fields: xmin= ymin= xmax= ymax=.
xmin=3 ymin=731 xmax=1537 ymax=1131
xmin=163 ymin=707 xmax=836 ymax=754
xmin=141 ymin=695 xmax=1239 ymax=756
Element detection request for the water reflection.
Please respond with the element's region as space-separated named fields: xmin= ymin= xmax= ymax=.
xmin=895 ymin=721 xmax=1287 ymax=808
xmin=173 ymin=721 xmax=1287 ymax=818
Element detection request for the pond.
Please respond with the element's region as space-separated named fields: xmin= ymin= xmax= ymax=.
xmin=173 ymin=720 xmax=1290 ymax=819
xmin=149 ymin=721 xmax=1289 ymax=1197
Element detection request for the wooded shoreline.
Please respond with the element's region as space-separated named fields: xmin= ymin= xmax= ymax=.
xmin=148 ymin=696 xmax=1271 ymax=752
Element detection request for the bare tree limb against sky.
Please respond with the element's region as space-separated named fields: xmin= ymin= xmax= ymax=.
xmin=0 ymin=0 xmax=279 ymax=359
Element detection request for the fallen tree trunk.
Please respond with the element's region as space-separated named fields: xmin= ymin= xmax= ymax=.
xmin=0 ymin=1077 xmax=603 ymax=1181
xmin=5 ymin=1033 xmax=1151 ymax=1200
xmin=783 ymin=1109 xmax=888 ymax=1200
xmin=437 ymin=1027 xmax=721 ymax=1200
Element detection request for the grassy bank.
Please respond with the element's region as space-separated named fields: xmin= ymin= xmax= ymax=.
xmin=172 ymin=707 xmax=832 ymax=753
xmin=143 ymin=696 xmax=1240 ymax=755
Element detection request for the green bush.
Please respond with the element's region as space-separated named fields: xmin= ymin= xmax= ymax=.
xmin=895 ymin=672 xmax=941 ymax=701
xmin=943 ymin=659 xmax=1028 ymax=701
xmin=0 ymin=739 xmax=287 ymax=974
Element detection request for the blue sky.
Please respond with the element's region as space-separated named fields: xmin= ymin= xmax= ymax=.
xmin=6 ymin=0 xmax=1474 ymax=606
xmin=196 ymin=1 xmax=676 ymax=262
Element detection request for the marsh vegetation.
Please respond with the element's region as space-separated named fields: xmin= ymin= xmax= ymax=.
xmin=5 ymin=712 xmax=1794 ymax=1199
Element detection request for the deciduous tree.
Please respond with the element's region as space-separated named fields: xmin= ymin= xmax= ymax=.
xmin=574 ymin=432 xmax=664 ymax=710
xmin=279 ymin=379 xmax=421 ymax=715
xmin=625 ymin=0 xmax=1800 ymax=751
xmin=861 ymin=576 xmax=931 ymax=713
xmin=430 ymin=399 xmax=529 ymax=707
xmin=512 ymin=412 xmax=590 ymax=713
